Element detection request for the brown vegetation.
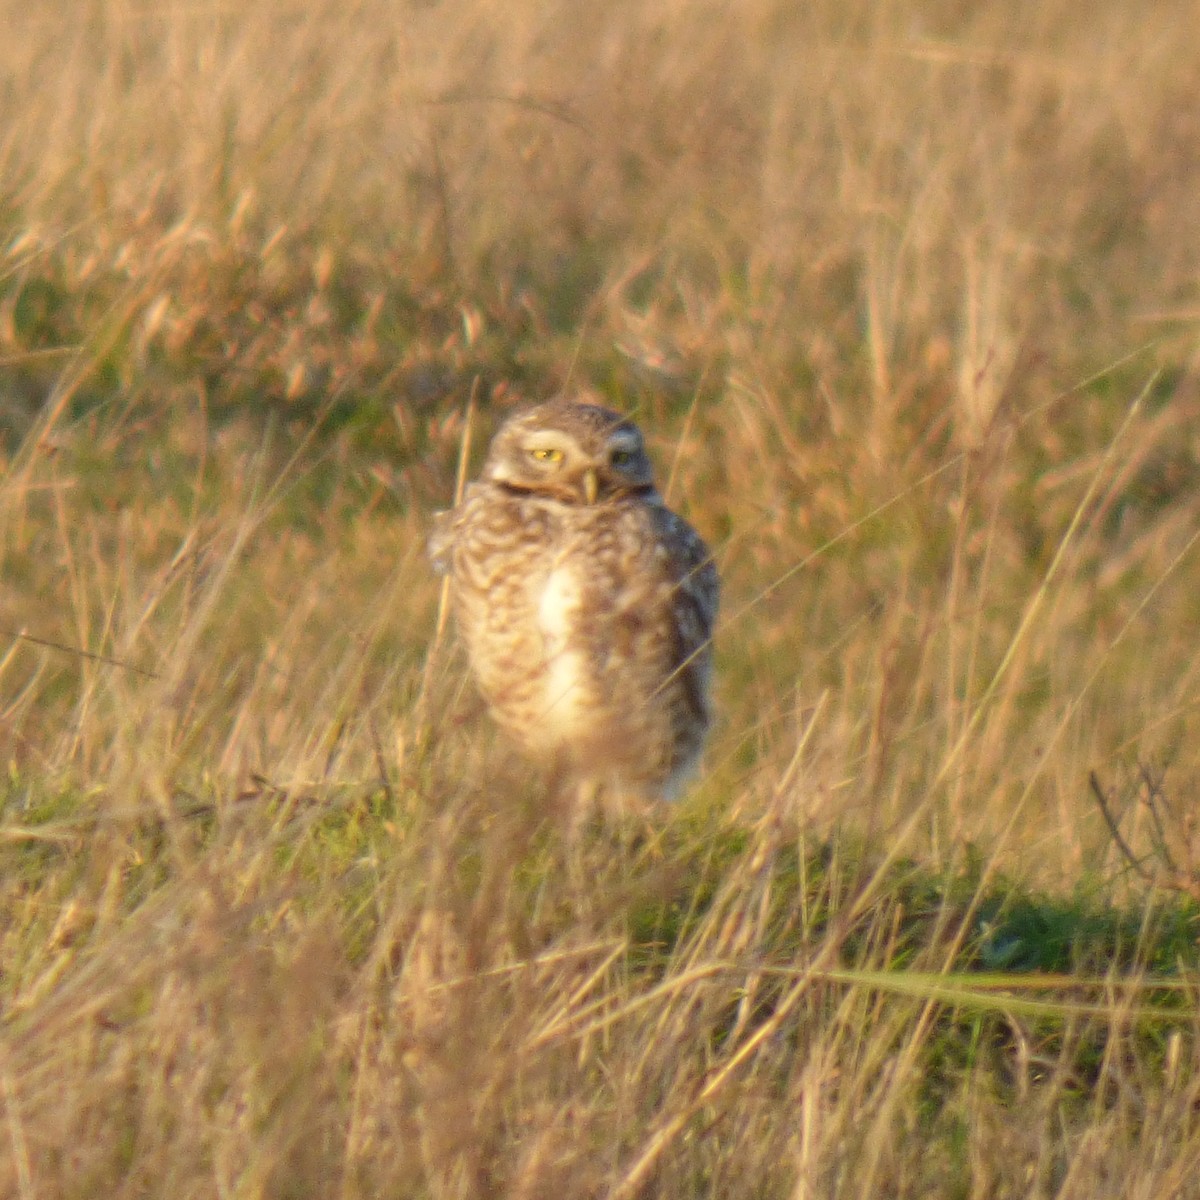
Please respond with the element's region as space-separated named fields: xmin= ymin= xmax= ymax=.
xmin=2 ymin=1 xmax=1200 ymax=1196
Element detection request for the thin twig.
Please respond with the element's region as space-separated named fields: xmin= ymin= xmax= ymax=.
xmin=1138 ymin=761 xmax=1181 ymax=876
xmin=1089 ymin=771 xmax=1152 ymax=883
xmin=1 ymin=628 xmax=160 ymax=679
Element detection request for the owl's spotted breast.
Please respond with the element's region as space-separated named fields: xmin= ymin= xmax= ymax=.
xmin=534 ymin=562 xmax=594 ymax=741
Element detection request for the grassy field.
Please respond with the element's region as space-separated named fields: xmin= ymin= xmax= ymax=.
xmin=3 ymin=1 xmax=1200 ymax=1195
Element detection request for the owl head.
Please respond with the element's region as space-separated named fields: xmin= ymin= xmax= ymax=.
xmin=482 ymin=399 xmax=656 ymax=505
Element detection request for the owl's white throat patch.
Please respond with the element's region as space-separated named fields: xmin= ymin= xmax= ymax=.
xmin=536 ymin=565 xmax=591 ymax=735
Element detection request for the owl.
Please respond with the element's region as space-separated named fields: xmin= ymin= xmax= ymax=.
xmin=428 ymin=398 xmax=719 ymax=814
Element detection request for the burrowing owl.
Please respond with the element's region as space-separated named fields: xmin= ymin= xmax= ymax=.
xmin=429 ymin=398 xmax=719 ymax=811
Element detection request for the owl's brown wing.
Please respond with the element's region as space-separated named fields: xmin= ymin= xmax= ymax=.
xmin=650 ymin=505 xmax=719 ymax=716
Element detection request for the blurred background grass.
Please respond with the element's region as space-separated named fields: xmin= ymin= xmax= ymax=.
xmin=2 ymin=1 xmax=1200 ymax=1196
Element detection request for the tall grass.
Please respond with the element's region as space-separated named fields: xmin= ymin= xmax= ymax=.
xmin=2 ymin=1 xmax=1200 ymax=1196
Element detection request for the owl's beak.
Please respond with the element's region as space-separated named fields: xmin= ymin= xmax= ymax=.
xmin=582 ymin=468 xmax=599 ymax=505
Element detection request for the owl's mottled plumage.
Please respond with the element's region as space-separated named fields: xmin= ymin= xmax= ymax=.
xmin=429 ymin=398 xmax=718 ymax=808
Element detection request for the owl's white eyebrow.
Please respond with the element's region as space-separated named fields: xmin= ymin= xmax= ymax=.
xmin=525 ymin=433 xmax=572 ymax=451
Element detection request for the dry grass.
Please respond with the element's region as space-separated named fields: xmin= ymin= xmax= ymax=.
xmin=3 ymin=1 xmax=1200 ymax=1196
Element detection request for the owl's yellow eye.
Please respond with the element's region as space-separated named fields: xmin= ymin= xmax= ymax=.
xmin=610 ymin=449 xmax=635 ymax=467
xmin=530 ymin=447 xmax=564 ymax=463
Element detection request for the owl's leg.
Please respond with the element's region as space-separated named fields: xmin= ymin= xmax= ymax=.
xmin=570 ymin=776 xmax=602 ymax=838
xmin=602 ymin=779 xmax=665 ymax=859
xmin=548 ymin=776 xmax=598 ymax=907
xmin=543 ymin=756 xmax=593 ymax=836
xmin=598 ymin=779 xmax=642 ymax=823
